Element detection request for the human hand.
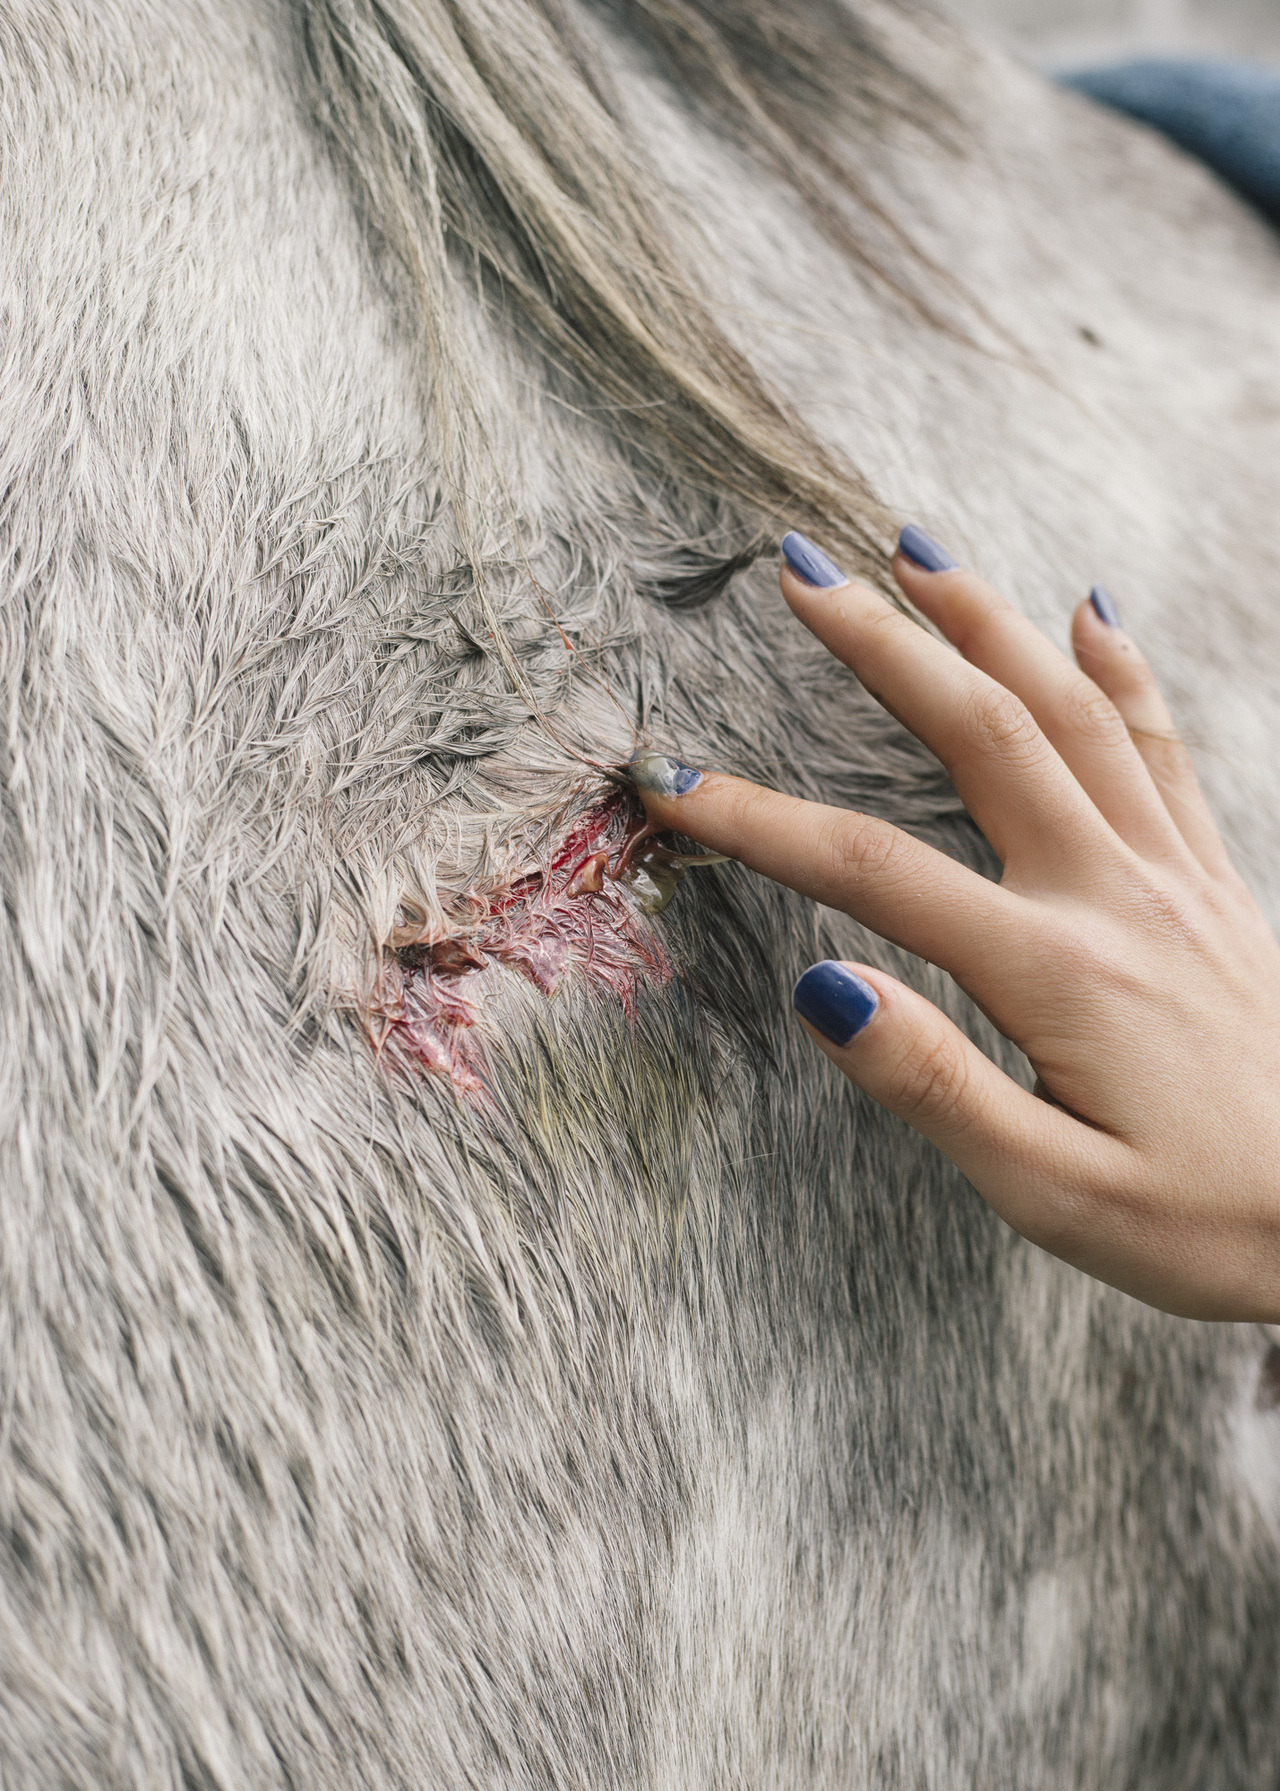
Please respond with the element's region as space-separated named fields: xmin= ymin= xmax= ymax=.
xmin=630 ymin=527 xmax=1280 ymax=1321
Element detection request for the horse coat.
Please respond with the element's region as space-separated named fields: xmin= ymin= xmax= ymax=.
xmin=2 ymin=2 xmax=1280 ymax=1785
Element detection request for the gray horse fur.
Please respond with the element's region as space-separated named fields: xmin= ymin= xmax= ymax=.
xmin=2 ymin=1 xmax=1280 ymax=1785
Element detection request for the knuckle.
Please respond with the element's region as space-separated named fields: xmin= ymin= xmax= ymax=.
xmin=1058 ymin=677 xmax=1126 ymax=746
xmin=964 ymin=686 xmax=1042 ymax=764
xmin=1045 ymin=920 xmax=1108 ymax=990
xmin=826 ymin=815 xmax=903 ymax=888
xmin=890 ymin=1031 xmax=973 ymax=1132
xmin=1135 ymin=877 xmax=1206 ymax=952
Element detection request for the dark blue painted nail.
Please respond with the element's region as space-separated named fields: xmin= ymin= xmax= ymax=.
xmin=628 ymin=751 xmax=703 ymax=798
xmin=793 ymin=961 xmax=879 ymax=1047
xmin=898 ymin=525 xmax=959 ymax=573
xmin=781 ymin=530 xmax=847 ymax=589
xmin=1089 ymin=584 xmax=1122 ymax=628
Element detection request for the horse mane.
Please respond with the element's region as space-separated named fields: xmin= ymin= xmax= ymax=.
xmin=296 ymin=0 xmax=950 ymax=594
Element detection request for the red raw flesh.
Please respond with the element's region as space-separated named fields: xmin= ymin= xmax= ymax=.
xmin=375 ymin=792 xmax=672 ymax=1095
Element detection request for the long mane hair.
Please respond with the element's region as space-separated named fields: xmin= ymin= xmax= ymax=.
xmin=298 ymin=0 xmax=950 ymax=599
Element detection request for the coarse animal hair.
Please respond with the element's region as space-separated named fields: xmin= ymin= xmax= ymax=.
xmin=3 ymin=0 xmax=1280 ymax=1786
xmin=300 ymin=0 xmax=917 ymax=574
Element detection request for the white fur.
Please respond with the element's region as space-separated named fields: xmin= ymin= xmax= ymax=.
xmin=1 ymin=3 xmax=1279 ymax=1785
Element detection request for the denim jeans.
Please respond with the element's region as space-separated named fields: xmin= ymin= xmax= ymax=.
xmin=1063 ymin=59 xmax=1280 ymax=226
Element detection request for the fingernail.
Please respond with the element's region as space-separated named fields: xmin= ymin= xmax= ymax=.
xmin=627 ymin=751 xmax=703 ymax=798
xmin=781 ymin=530 xmax=847 ymax=589
xmin=793 ymin=961 xmax=879 ymax=1046
xmin=1089 ymin=584 xmax=1122 ymax=628
xmin=898 ymin=525 xmax=960 ymax=573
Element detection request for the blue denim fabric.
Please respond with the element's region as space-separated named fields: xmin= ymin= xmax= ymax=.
xmin=1062 ymin=59 xmax=1280 ymax=227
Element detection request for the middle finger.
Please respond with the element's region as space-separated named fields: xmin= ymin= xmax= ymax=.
xmin=889 ymin=544 xmax=1193 ymax=867
xmin=777 ymin=555 xmax=1106 ymax=880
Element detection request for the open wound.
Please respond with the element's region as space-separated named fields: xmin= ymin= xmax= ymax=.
xmin=372 ymin=791 xmax=718 ymax=1095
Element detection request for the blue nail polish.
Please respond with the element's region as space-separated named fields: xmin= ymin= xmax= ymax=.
xmin=1089 ymin=584 xmax=1122 ymax=628
xmin=628 ymin=751 xmax=703 ymax=798
xmin=781 ymin=530 xmax=847 ymax=589
xmin=793 ymin=961 xmax=879 ymax=1046
xmin=898 ymin=525 xmax=960 ymax=573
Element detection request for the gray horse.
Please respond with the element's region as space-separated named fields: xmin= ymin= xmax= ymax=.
xmin=3 ymin=2 xmax=1279 ymax=1784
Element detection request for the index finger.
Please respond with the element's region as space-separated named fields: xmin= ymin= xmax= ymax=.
xmin=628 ymin=754 xmax=1026 ymax=984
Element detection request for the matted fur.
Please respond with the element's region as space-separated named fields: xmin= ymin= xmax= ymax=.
xmin=2 ymin=1 xmax=1280 ymax=1785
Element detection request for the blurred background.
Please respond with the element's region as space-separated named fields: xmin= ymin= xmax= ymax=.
xmin=945 ymin=0 xmax=1280 ymax=65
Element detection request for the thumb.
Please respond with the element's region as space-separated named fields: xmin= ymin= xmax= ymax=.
xmin=792 ymin=961 xmax=1104 ymax=1247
